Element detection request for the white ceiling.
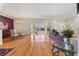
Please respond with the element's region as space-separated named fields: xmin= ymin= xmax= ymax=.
xmin=0 ymin=3 xmax=77 ymax=20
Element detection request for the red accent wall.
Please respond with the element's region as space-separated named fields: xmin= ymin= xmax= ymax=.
xmin=0 ymin=15 xmax=14 ymax=38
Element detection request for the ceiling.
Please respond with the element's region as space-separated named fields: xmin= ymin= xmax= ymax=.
xmin=0 ymin=3 xmax=77 ymax=20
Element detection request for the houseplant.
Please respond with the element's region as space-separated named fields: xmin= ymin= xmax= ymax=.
xmin=61 ymin=29 xmax=74 ymax=50
xmin=61 ymin=29 xmax=74 ymax=38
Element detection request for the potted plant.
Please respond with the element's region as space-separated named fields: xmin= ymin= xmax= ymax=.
xmin=61 ymin=29 xmax=74 ymax=50
xmin=61 ymin=29 xmax=74 ymax=38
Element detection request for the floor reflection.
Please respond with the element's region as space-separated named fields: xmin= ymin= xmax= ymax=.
xmin=31 ymin=34 xmax=46 ymax=42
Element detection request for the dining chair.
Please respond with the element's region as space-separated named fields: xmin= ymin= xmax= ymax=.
xmin=50 ymin=35 xmax=77 ymax=56
xmin=10 ymin=30 xmax=19 ymax=40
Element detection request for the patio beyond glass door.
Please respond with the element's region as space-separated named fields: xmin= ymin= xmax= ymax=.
xmin=31 ymin=23 xmax=48 ymax=42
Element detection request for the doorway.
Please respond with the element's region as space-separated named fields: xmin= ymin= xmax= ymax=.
xmin=31 ymin=23 xmax=48 ymax=42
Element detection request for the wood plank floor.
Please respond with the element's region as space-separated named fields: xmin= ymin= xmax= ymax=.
xmin=0 ymin=35 xmax=53 ymax=56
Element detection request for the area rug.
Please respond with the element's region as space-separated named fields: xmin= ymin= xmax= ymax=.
xmin=0 ymin=48 xmax=13 ymax=56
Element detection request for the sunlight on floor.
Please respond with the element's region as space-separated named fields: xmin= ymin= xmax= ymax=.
xmin=31 ymin=34 xmax=46 ymax=42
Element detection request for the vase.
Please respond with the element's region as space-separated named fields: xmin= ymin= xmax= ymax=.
xmin=64 ymin=38 xmax=71 ymax=50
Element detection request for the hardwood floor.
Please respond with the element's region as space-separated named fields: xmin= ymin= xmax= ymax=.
xmin=0 ymin=35 xmax=53 ymax=56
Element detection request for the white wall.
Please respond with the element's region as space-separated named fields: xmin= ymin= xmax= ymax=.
xmin=0 ymin=30 xmax=3 ymax=45
xmin=50 ymin=20 xmax=65 ymax=33
xmin=14 ymin=19 xmax=32 ymax=34
xmin=76 ymin=14 xmax=79 ymax=37
xmin=66 ymin=16 xmax=79 ymax=38
xmin=75 ymin=14 xmax=79 ymax=56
